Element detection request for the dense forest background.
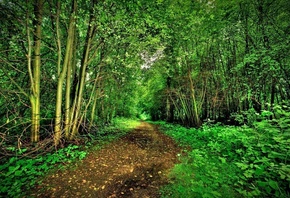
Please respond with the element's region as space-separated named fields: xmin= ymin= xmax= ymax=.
xmin=1 ymin=0 xmax=289 ymax=147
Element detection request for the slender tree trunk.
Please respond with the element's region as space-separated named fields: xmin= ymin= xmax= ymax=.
xmin=166 ymin=77 xmax=174 ymax=122
xmin=188 ymin=70 xmax=202 ymax=127
xmin=89 ymin=66 xmax=103 ymax=131
xmin=64 ymin=31 xmax=77 ymax=138
xmin=89 ymin=92 xmax=98 ymax=130
xmin=70 ymin=6 xmax=96 ymax=140
xmin=54 ymin=0 xmax=76 ymax=145
xmin=29 ymin=0 xmax=43 ymax=143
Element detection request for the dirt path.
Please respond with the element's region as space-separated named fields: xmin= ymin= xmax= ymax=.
xmin=31 ymin=122 xmax=180 ymax=198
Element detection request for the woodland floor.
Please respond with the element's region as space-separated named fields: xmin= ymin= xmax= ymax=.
xmin=30 ymin=122 xmax=180 ymax=198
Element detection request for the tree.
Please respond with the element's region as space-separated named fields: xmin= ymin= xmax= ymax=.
xmin=26 ymin=0 xmax=43 ymax=142
xmin=54 ymin=0 xmax=77 ymax=145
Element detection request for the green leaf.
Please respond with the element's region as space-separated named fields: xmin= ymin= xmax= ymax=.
xmin=211 ymin=191 xmax=222 ymax=197
xmin=257 ymin=181 xmax=267 ymax=187
xmin=218 ymin=157 xmax=226 ymax=164
xmin=269 ymin=180 xmax=278 ymax=190
xmin=14 ymin=170 xmax=22 ymax=176
xmin=18 ymin=148 xmax=27 ymax=154
xmin=254 ymin=166 xmax=265 ymax=176
xmin=235 ymin=162 xmax=248 ymax=170
xmin=6 ymin=165 xmax=21 ymax=176
xmin=243 ymin=169 xmax=254 ymax=178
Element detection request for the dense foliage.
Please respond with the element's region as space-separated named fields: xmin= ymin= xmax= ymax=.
xmin=1 ymin=0 xmax=289 ymax=142
xmin=0 ymin=0 xmax=153 ymax=146
xmin=155 ymin=105 xmax=290 ymax=197
xmin=140 ymin=0 xmax=290 ymax=126
xmin=1 ymin=0 xmax=290 ymax=196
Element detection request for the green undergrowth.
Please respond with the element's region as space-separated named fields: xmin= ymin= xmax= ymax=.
xmin=0 ymin=117 xmax=140 ymax=198
xmin=154 ymin=112 xmax=290 ymax=197
xmin=96 ymin=117 xmax=140 ymax=142
xmin=84 ymin=117 xmax=140 ymax=148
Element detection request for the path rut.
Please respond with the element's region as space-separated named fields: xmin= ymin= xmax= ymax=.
xmin=31 ymin=122 xmax=180 ymax=198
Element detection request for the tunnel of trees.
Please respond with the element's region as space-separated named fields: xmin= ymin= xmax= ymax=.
xmin=1 ymin=0 xmax=290 ymax=197
xmin=1 ymin=0 xmax=289 ymax=144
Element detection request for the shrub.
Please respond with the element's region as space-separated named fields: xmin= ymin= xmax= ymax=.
xmin=155 ymin=108 xmax=290 ymax=198
xmin=0 ymin=145 xmax=87 ymax=198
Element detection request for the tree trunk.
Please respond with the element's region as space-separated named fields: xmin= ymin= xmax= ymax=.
xmin=64 ymin=30 xmax=77 ymax=138
xmin=29 ymin=0 xmax=43 ymax=143
xmin=166 ymin=77 xmax=174 ymax=122
xmin=70 ymin=6 xmax=96 ymax=140
xmin=54 ymin=0 xmax=76 ymax=146
xmin=188 ymin=70 xmax=202 ymax=127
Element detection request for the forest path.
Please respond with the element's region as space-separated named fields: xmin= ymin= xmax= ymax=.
xmin=31 ymin=122 xmax=180 ymax=198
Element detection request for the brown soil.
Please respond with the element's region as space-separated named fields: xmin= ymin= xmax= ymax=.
xmin=31 ymin=122 xmax=180 ymax=198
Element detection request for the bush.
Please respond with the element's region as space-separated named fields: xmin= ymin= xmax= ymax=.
xmin=0 ymin=145 xmax=87 ymax=198
xmin=155 ymin=107 xmax=290 ymax=198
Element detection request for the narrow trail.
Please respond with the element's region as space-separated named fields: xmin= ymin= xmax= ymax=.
xmin=31 ymin=122 xmax=180 ymax=198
